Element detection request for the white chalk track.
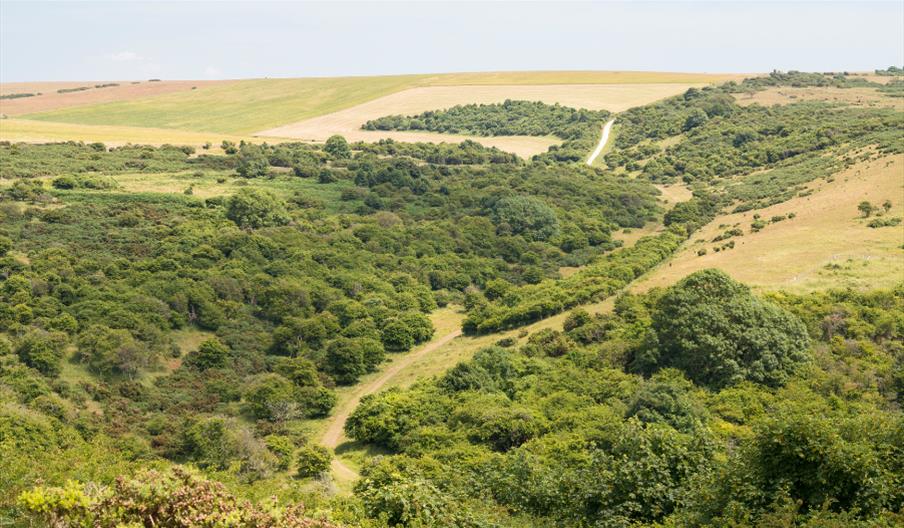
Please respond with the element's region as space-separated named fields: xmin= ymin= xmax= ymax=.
xmin=586 ymin=119 xmax=615 ymax=166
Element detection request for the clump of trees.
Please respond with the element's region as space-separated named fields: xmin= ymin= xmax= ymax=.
xmin=225 ymin=188 xmax=291 ymax=229
xmin=362 ymin=99 xmax=612 ymax=164
xmin=491 ymin=195 xmax=560 ymax=241
xmin=464 ymin=230 xmax=685 ymax=333
xmin=343 ymin=281 xmax=903 ymax=527
xmin=631 ymin=269 xmax=811 ymax=388
xmin=363 ymin=99 xmax=610 ymax=140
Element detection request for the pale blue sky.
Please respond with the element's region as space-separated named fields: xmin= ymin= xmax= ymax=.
xmin=1 ymin=1 xmax=902 ymax=81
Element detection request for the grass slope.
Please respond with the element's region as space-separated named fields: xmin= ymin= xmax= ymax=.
xmin=634 ymin=154 xmax=904 ymax=293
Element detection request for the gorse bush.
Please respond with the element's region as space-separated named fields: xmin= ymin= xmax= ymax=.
xmin=18 ymin=467 xmax=338 ymax=527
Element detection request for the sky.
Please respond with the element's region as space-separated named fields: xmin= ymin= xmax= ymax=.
xmin=1 ymin=1 xmax=902 ymax=82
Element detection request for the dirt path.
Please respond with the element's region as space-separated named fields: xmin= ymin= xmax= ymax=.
xmin=586 ymin=119 xmax=615 ymax=166
xmin=320 ymin=328 xmax=463 ymax=481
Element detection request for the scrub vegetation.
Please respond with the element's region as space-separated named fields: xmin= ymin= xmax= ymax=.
xmin=1 ymin=69 xmax=902 ymax=527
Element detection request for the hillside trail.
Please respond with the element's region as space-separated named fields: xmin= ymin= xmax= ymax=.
xmin=586 ymin=119 xmax=615 ymax=166
xmin=321 ymin=328 xmax=463 ymax=483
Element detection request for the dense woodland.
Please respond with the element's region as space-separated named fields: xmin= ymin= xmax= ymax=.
xmin=1 ymin=70 xmax=902 ymax=527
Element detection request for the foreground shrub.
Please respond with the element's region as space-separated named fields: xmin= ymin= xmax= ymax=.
xmin=18 ymin=466 xmax=337 ymax=527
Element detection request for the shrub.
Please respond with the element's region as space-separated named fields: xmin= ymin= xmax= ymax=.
xmin=15 ymin=330 xmax=67 ymax=377
xmin=17 ymin=467 xmax=337 ymax=527
xmin=295 ymin=444 xmax=331 ymax=478
xmin=867 ymin=217 xmax=901 ymax=228
xmin=381 ymin=319 xmax=415 ymax=352
xmin=522 ymin=328 xmax=570 ymax=357
xmin=235 ymin=144 xmax=269 ymax=178
xmin=183 ymin=338 xmax=229 ymax=370
xmin=225 ymin=188 xmax=290 ymax=229
xmin=324 ymin=135 xmax=350 ymax=159
xmin=492 ymin=195 xmax=560 ymax=241
xmin=636 ymin=269 xmax=810 ymax=388
xmin=243 ymin=374 xmax=299 ymax=422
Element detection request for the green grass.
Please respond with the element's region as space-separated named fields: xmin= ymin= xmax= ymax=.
xmin=108 ymin=170 xmax=357 ymax=212
xmin=0 ymin=169 xmax=357 ymax=214
xmin=22 ymin=72 xmax=746 ymax=135
xmin=24 ymin=75 xmax=432 ymax=134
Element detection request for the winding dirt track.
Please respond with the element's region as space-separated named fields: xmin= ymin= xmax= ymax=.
xmin=320 ymin=328 xmax=463 ymax=482
xmin=586 ymin=119 xmax=616 ymax=166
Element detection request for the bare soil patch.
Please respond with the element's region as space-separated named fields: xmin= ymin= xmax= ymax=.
xmin=0 ymin=80 xmax=230 ymax=116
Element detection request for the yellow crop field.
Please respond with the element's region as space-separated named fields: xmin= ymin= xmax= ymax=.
xmin=0 ymin=118 xmax=292 ymax=151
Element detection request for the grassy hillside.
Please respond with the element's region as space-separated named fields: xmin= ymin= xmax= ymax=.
xmin=634 ymin=153 xmax=904 ymax=293
xmin=20 ymin=72 xmax=745 ymax=135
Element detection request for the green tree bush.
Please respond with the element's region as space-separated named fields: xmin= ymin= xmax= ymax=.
xmin=635 ymin=269 xmax=810 ymax=388
xmin=324 ymin=135 xmax=351 ymax=159
xmin=295 ymin=444 xmax=332 ymax=478
xmin=225 ymin=188 xmax=290 ymax=229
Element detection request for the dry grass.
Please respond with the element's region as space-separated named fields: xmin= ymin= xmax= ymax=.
xmin=0 ymin=118 xmax=293 ymax=152
xmin=734 ymin=87 xmax=903 ymax=110
xmin=257 ymin=83 xmax=705 ymax=157
xmin=655 ymin=182 xmax=694 ymax=206
xmin=846 ymin=74 xmax=899 ymax=85
xmin=612 ymin=222 xmax=664 ymax=249
xmin=112 ymin=172 xmax=247 ymax=199
xmin=633 ymin=154 xmax=904 ymax=293
xmin=1 ymin=80 xmax=227 ymax=116
xmin=610 ymin=183 xmax=692 ymax=248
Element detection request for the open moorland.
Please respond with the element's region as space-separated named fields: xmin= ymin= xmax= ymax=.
xmin=3 ymin=69 xmax=904 ymax=528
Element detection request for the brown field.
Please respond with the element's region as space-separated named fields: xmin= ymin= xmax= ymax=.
xmin=632 ymin=154 xmax=904 ymax=293
xmin=0 ymin=80 xmax=229 ymax=116
xmin=734 ymin=86 xmax=903 ymax=110
xmin=258 ymin=83 xmax=704 ymax=156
